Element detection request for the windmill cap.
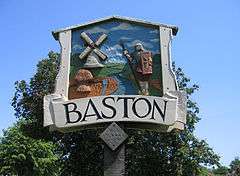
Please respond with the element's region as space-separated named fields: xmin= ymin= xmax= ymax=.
xmin=83 ymin=55 xmax=104 ymax=68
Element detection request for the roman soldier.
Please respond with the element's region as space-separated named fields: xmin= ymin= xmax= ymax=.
xmin=123 ymin=43 xmax=153 ymax=95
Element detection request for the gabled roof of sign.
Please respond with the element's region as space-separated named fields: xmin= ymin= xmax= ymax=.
xmin=52 ymin=16 xmax=178 ymax=40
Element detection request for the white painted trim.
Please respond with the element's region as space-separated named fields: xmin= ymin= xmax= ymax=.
xmin=54 ymin=30 xmax=71 ymax=100
xmin=52 ymin=16 xmax=178 ymax=40
xmin=159 ymin=26 xmax=178 ymax=94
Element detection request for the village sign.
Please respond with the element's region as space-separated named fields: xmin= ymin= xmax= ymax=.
xmin=43 ymin=16 xmax=186 ymax=133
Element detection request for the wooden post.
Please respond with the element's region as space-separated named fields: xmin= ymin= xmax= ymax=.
xmin=100 ymin=122 xmax=128 ymax=176
xmin=104 ymin=144 xmax=125 ymax=176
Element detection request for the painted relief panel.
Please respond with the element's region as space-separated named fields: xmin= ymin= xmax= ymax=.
xmin=69 ymin=20 xmax=162 ymax=100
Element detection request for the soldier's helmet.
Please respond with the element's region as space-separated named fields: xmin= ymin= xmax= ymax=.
xmin=135 ymin=43 xmax=144 ymax=51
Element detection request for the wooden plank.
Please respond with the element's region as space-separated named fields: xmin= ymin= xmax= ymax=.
xmin=104 ymin=143 xmax=125 ymax=176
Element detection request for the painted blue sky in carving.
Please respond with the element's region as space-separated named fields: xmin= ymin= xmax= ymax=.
xmin=1 ymin=0 xmax=240 ymax=167
xmin=71 ymin=21 xmax=160 ymax=64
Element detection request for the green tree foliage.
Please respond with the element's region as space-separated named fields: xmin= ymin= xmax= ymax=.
xmin=12 ymin=51 xmax=60 ymax=140
xmin=212 ymin=166 xmax=229 ymax=176
xmin=199 ymin=166 xmax=214 ymax=176
xmin=125 ymin=63 xmax=220 ymax=176
xmin=6 ymin=51 xmax=220 ymax=175
xmin=11 ymin=51 xmax=103 ymax=175
xmin=212 ymin=157 xmax=240 ymax=176
xmin=0 ymin=120 xmax=60 ymax=175
xmin=227 ymin=157 xmax=240 ymax=176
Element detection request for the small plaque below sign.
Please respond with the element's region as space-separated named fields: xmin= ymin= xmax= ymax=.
xmin=100 ymin=122 xmax=128 ymax=151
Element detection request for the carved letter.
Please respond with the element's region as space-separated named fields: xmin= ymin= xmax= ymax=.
xmin=117 ymin=97 xmax=135 ymax=118
xmin=132 ymin=98 xmax=152 ymax=118
xmin=81 ymin=99 xmax=102 ymax=121
xmin=63 ymin=102 xmax=82 ymax=124
xmin=101 ymin=97 xmax=116 ymax=119
xmin=151 ymin=100 xmax=168 ymax=121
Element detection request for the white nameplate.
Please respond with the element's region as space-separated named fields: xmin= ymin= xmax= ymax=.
xmin=51 ymin=95 xmax=177 ymax=129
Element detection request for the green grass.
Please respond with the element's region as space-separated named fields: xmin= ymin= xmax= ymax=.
xmin=91 ymin=63 xmax=125 ymax=77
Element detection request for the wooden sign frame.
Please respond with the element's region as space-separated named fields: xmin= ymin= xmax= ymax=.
xmin=44 ymin=16 xmax=186 ymax=133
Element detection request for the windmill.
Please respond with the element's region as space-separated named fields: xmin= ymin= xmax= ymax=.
xmin=79 ymin=32 xmax=108 ymax=68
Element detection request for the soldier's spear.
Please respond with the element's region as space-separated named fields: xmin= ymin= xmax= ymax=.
xmin=119 ymin=40 xmax=142 ymax=93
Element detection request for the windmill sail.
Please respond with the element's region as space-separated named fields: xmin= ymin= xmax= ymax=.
xmin=79 ymin=32 xmax=108 ymax=61
xmin=93 ymin=48 xmax=107 ymax=60
xmin=81 ymin=32 xmax=94 ymax=45
xmin=79 ymin=46 xmax=92 ymax=59
xmin=95 ymin=34 xmax=107 ymax=46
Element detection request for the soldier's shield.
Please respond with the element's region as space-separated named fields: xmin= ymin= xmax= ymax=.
xmin=140 ymin=51 xmax=153 ymax=75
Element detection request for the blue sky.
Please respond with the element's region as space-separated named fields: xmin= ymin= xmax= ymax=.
xmin=0 ymin=0 xmax=239 ymax=166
